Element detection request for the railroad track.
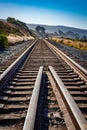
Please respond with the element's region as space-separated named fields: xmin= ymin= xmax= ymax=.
xmin=0 ymin=39 xmax=87 ymax=130
xmin=0 ymin=40 xmax=34 ymax=75
xmin=48 ymin=39 xmax=87 ymax=70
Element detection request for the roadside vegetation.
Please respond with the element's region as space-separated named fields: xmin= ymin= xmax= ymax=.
xmin=49 ymin=37 xmax=87 ymax=50
xmin=0 ymin=34 xmax=8 ymax=49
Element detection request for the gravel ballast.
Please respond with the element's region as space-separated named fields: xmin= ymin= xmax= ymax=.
xmin=0 ymin=40 xmax=33 ymax=63
xmin=48 ymin=40 xmax=87 ymax=70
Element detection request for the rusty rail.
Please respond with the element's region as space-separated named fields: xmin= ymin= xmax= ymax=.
xmin=0 ymin=40 xmax=37 ymax=89
xmin=23 ymin=66 xmax=43 ymax=130
xmin=45 ymin=39 xmax=87 ymax=81
xmin=49 ymin=66 xmax=87 ymax=130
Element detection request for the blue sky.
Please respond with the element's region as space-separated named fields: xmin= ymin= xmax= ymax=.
xmin=0 ymin=0 xmax=87 ymax=29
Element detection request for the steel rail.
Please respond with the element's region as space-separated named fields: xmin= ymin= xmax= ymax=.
xmin=23 ymin=66 xmax=43 ymax=130
xmin=44 ymin=39 xmax=87 ymax=80
xmin=0 ymin=40 xmax=37 ymax=89
xmin=49 ymin=66 xmax=87 ymax=130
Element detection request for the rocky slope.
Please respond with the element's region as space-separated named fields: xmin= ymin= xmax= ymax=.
xmin=0 ymin=18 xmax=34 ymax=44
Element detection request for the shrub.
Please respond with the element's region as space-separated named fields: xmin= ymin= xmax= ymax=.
xmin=7 ymin=17 xmax=15 ymax=23
xmin=0 ymin=34 xmax=8 ymax=49
xmin=0 ymin=30 xmax=4 ymax=35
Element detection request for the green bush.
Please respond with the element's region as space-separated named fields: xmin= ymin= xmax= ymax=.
xmin=0 ymin=34 xmax=8 ymax=49
xmin=7 ymin=17 xmax=15 ymax=23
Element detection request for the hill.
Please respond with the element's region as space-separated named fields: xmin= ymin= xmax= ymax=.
xmin=0 ymin=18 xmax=34 ymax=43
xmin=27 ymin=24 xmax=87 ymax=39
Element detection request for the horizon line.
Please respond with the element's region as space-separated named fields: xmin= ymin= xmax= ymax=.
xmin=0 ymin=18 xmax=87 ymax=30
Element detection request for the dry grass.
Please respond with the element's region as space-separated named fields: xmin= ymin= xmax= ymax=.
xmin=7 ymin=34 xmax=34 ymax=44
xmin=49 ymin=37 xmax=87 ymax=50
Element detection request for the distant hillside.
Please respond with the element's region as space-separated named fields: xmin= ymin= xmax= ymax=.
xmin=27 ymin=24 xmax=87 ymax=39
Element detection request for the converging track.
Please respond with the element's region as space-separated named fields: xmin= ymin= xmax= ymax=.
xmin=0 ymin=39 xmax=87 ymax=130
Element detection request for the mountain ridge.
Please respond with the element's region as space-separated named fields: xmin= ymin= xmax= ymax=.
xmin=27 ymin=23 xmax=87 ymax=38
